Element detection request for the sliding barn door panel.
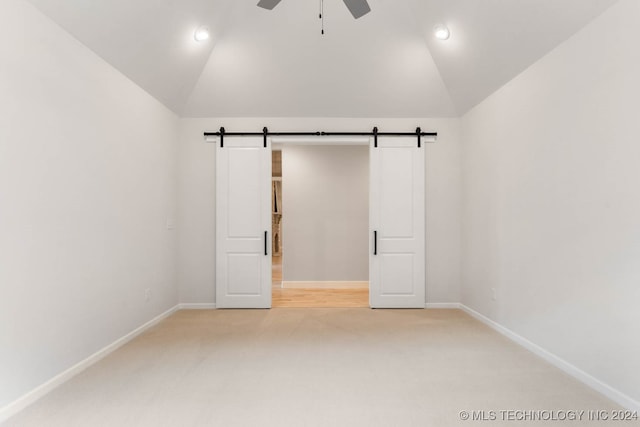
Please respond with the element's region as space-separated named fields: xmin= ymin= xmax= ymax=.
xmin=370 ymin=138 xmax=425 ymax=308
xmin=216 ymin=137 xmax=271 ymax=308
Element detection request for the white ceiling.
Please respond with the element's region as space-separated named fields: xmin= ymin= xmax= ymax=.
xmin=26 ymin=0 xmax=618 ymax=117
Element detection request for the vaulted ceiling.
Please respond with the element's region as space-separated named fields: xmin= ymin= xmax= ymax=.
xmin=26 ymin=0 xmax=618 ymax=117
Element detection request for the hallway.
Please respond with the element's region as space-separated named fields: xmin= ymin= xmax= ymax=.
xmin=271 ymin=256 xmax=369 ymax=308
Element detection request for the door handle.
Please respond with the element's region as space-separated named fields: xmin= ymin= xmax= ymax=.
xmin=374 ymin=230 xmax=377 ymax=256
xmin=264 ymin=231 xmax=268 ymax=256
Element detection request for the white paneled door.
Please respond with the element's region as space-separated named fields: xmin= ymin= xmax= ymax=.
xmin=370 ymin=137 xmax=425 ymax=308
xmin=216 ymin=137 xmax=272 ymax=308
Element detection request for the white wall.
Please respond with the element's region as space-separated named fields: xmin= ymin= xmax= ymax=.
xmin=461 ymin=0 xmax=640 ymax=408
xmin=178 ymin=118 xmax=461 ymax=304
xmin=281 ymin=145 xmax=369 ymax=282
xmin=0 ymin=0 xmax=179 ymax=411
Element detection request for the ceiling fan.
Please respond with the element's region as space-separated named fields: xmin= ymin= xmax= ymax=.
xmin=257 ymin=0 xmax=371 ymax=20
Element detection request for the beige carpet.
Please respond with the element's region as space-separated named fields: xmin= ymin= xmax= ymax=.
xmin=4 ymin=309 xmax=626 ymax=426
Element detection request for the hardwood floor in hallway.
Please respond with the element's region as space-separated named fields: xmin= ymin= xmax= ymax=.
xmin=271 ymin=256 xmax=369 ymax=308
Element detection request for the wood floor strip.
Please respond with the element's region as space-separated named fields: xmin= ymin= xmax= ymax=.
xmin=272 ymin=256 xmax=369 ymax=308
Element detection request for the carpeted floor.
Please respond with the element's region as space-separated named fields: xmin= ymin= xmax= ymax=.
xmin=4 ymin=309 xmax=626 ymax=426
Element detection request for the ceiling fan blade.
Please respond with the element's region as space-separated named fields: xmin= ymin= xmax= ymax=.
xmin=343 ymin=0 xmax=371 ymax=19
xmin=257 ymin=0 xmax=282 ymax=10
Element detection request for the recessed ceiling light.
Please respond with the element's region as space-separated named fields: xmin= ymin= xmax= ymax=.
xmin=194 ymin=26 xmax=210 ymax=42
xmin=434 ymin=25 xmax=450 ymax=41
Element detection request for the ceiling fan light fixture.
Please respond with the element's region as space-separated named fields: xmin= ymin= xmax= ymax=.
xmin=194 ymin=26 xmax=210 ymax=42
xmin=434 ymin=25 xmax=450 ymax=41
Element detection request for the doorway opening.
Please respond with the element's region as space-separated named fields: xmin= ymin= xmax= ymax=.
xmin=271 ymin=144 xmax=369 ymax=308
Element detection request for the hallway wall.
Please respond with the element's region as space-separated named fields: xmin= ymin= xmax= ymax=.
xmin=281 ymin=145 xmax=369 ymax=282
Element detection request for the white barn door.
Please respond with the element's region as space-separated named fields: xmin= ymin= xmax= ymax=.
xmin=216 ymin=137 xmax=272 ymax=308
xmin=370 ymin=137 xmax=425 ymax=308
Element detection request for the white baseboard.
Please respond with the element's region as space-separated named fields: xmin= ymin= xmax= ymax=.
xmin=178 ymin=303 xmax=217 ymax=310
xmin=425 ymin=303 xmax=461 ymax=309
xmin=0 ymin=304 xmax=180 ymax=424
xmin=281 ymin=281 xmax=369 ymax=289
xmin=460 ymin=304 xmax=640 ymax=412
